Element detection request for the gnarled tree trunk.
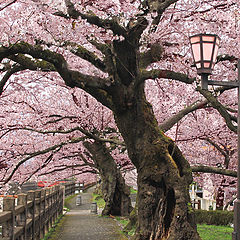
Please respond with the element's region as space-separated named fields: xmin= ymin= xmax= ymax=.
xmin=83 ymin=140 xmax=132 ymax=216
xmin=112 ymin=87 xmax=200 ymax=239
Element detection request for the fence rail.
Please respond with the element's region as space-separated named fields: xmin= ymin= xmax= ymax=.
xmin=0 ymin=182 xmax=75 ymax=240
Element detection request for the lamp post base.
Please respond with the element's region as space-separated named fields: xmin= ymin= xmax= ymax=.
xmin=232 ymin=200 xmax=240 ymax=240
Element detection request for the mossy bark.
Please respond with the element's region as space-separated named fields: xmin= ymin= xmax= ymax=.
xmin=83 ymin=140 xmax=132 ymax=216
xmin=111 ymin=82 xmax=201 ymax=239
xmin=124 ymin=197 xmax=138 ymax=233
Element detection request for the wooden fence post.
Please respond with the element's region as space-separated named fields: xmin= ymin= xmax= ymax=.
xmin=2 ymin=197 xmax=15 ymax=240
xmin=53 ymin=186 xmax=57 ymax=223
xmin=41 ymin=189 xmax=46 ymax=239
xmin=51 ymin=187 xmax=55 ymax=224
xmin=55 ymin=186 xmax=60 ymax=219
xmin=27 ymin=190 xmax=35 ymax=240
xmin=49 ymin=187 xmax=53 ymax=228
xmin=17 ymin=193 xmax=28 ymax=240
xmin=60 ymin=186 xmax=64 ymax=215
xmin=62 ymin=185 xmax=65 ymax=205
xmin=45 ymin=188 xmax=50 ymax=234
xmin=35 ymin=189 xmax=42 ymax=240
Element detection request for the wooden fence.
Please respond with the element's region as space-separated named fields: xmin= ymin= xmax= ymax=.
xmin=0 ymin=182 xmax=75 ymax=240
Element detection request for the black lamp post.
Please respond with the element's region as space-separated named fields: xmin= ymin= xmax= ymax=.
xmin=190 ymin=33 xmax=240 ymax=240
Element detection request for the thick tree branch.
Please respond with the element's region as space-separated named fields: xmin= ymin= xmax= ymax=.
xmin=0 ymin=42 xmax=114 ymax=108
xmin=46 ymin=115 xmax=77 ymax=122
xmin=70 ymin=45 xmax=106 ymax=72
xmin=140 ymin=69 xmax=195 ymax=84
xmin=9 ymin=54 xmax=56 ymax=72
xmin=87 ymin=39 xmax=108 ymax=54
xmin=140 ymin=0 xmax=178 ymax=15
xmin=79 ymin=13 xmax=127 ymax=37
xmin=36 ymin=39 xmax=106 ymax=72
xmin=160 ymin=100 xmax=208 ymax=132
xmin=0 ymin=126 xmax=87 ymax=139
xmin=191 ymin=165 xmax=237 ymax=178
xmin=198 ymin=87 xmax=237 ymax=133
xmin=54 ymin=0 xmax=127 ymax=37
xmin=141 ymin=0 xmax=179 ymax=28
xmin=0 ymin=42 xmax=111 ymax=89
xmin=203 ymin=138 xmax=236 ymax=169
xmin=0 ymin=64 xmax=25 ymax=95
xmin=224 ymin=196 xmax=237 ymax=210
xmin=77 ymin=152 xmax=96 ymax=169
xmin=127 ymin=17 xmax=148 ymax=41
xmin=154 ymin=0 xmax=179 ymax=13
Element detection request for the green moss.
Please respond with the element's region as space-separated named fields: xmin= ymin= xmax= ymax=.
xmin=17 ymin=41 xmax=32 ymax=49
xmin=130 ymin=188 xmax=137 ymax=194
xmin=64 ymin=194 xmax=78 ymax=209
xmin=74 ymin=46 xmax=99 ymax=61
xmin=41 ymin=214 xmax=66 ymax=240
xmin=188 ymin=202 xmax=194 ymax=213
xmin=128 ymin=226 xmax=136 ymax=236
xmin=92 ymin=193 xmax=106 ymax=208
xmin=115 ymin=216 xmax=129 ymax=226
xmin=115 ymin=216 xmax=136 ymax=237
xmin=123 ymin=206 xmax=137 ymax=237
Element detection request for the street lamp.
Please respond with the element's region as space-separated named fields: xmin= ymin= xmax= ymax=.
xmin=190 ymin=33 xmax=220 ymax=89
xmin=190 ymin=33 xmax=240 ymax=240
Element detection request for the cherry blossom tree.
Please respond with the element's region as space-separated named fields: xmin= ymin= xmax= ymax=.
xmin=0 ymin=74 xmax=134 ymax=215
xmin=0 ymin=0 xmax=240 ymax=239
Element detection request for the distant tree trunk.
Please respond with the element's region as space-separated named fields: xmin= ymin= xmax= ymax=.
xmin=83 ymin=140 xmax=132 ymax=216
xmin=216 ymin=186 xmax=224 ymax=210
xmin=111 ymin=83 xmax=201 ymax=239
xmin=216 ymin=178 xmax=226 ymax=210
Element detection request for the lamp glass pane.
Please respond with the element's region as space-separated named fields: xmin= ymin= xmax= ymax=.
xmin=204 ymin=62 xmax=210 ymax=68
xmin=212 ymin=44 xmax=219 ymax=63
xmin=196 ymin=63 xmax=201 ymax=68
xmin=190 ymin=36 xmax=200 ymax=44
xmin=202 ymin=36 xmax=215 ymax=42
xmin=192 ymin=43 xmax=201 ymax=62
xmin=202 ymin=43 xmax=213 ymax=61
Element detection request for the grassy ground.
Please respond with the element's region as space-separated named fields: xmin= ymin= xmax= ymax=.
xmin=64 ymin=193 xmax=78 ymax=210
xmin=93 ymin=189 xmax=233 ymax=239
xmin=41 ymin=214 xmax=66 ymax=240
xmin=92 ymin=192 xmax=106 ymax=208
xmin=130 ymin=188 xmax=137 ymax=194
xmin=197 ymin=224 xmax=232 ymax=240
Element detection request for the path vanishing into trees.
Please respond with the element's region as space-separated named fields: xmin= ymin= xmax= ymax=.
xmin=49 ymin=187 xmax=128 ymax=240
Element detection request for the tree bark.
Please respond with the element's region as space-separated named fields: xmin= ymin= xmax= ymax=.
xmin=111 ymin=84 xmax=201 ymax=239
xmin=83 ymin=140 xmax=132 ymax=216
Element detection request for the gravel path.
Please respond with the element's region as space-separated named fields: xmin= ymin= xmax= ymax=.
xmin=50 ymin=187 xmax=128 ymax=240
